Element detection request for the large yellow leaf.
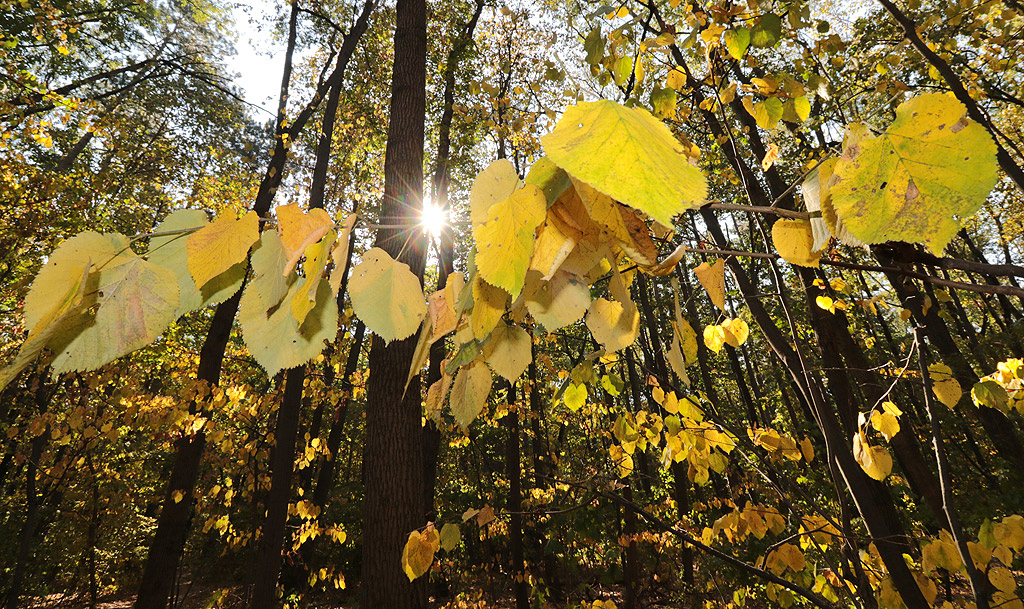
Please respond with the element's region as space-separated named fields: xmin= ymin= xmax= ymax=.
xmin=541 ymin=100 xmax=707 ymax=226
xmin=474 ymin=184 xmax=546 ymax=299
xmin=482 ymin=322 xmax=532 ymax=382
xmin=401 ymin=525 xmax=440 ymax=581
xmin=830 ymin=93 xmax=999 ymax=254
xmin=50 ymin=257 xmax=180 ymax=374
xmin=470 ymin=159 xmax=522 ymax=227
xmin=852 ymin=430 xmax=892 ymax=481
xmin=694 ymin=259 xmax=726 ymax=311
xmin=349 ymin=248 xmax=426 ymax=343
xmin=771 ymin=219 xmax=821 ymax=268
xmin=277 ymin=203 xmax=335 ymax=275
xmin=0 ymin=263 xmax=89 ymax=390
xmin=25 ymin=231 xmax=135 ymax=331
xmin=471 ymin=274 xmax=508 ymax=340
xmin=187 ymin=211 xmax=259 ymax=289
xmin=451 ymin=360 xmax=492 ymax=429
xmin=586 ymin=298 xmax=639 ymax=353
xmin=525 ymin=270 xmax=590 ymax=331
xmin=149 ymin=209 xmax=245 ymax=317
xmin=239 ymin=278 xmax=338 ymax=378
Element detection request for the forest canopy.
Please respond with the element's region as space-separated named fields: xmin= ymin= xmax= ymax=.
xmin=2 ymin=0 xmax=1024 ymax=608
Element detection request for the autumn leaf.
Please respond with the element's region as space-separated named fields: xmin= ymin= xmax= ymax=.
xmin=929 ymin=362 xmax=962 ymax=408
xmin=470 ymin=159 xmax=522 ymax=227
xmin=249 ymin=231 xmax=294 ymax=313
xmin=471 ymin=274 xmax=508 ymax=340
xmin=694 ymin=259 xmax=726 ymax=311
xmin=439 ymin=523 xmax=461 ymax=552
xmin=276 ymin=203 xmax=334 ymax=276
xmin=482 ymin=322 xmax=532 ymax=382
xmin=149 ymin=209 xmax=244 ymax=317
xmin=541 ymin=100 xmax=707 ymax=227
xmin=328 ymin=212 xmax=358 ymax=295
xmin=853 ymin=430 xmax=892 ymax=481
xmin=830 ymin=93 xmax=998 ymax=254
xmin=474 ymin=184 xmax=546 ymax=299
xmin=186 ymin=211 xmax=259 ymax=289
xmin=451 ymin=360 xmax=492 ymax=429
xmin=586 ymin=298 xmax=639 ymax=353
xmin=772 ymin=219 xmax=821 ymax=268
xmin=239 ymin=278 xmax=337 ymax=378
xmin=401 ymin=525 xmax=440 ymax=581
xmin=349 ymin=248 xmax=426 ymax=343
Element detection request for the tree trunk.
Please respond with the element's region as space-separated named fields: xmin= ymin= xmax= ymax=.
xmin=360 ymin=0 xmax=428 ymax=604
xmin=249 ymin=367 xmax=305 ymax=609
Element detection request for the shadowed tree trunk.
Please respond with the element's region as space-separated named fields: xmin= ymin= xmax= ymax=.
xmin=360 ymin=0 xmax=428 ymax=604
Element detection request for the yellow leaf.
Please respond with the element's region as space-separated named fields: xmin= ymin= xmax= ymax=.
xmin=852 ymin=430 xmax=892 ymax=481
xmin=761 ymin=143 xmax=779 ymax=171
xmin=474 ymin=184 xmax=546 ymax=299
xmin=830 ymin=93 xmax=999 ymax=254
xmin=721 ymin=318 xmax=749 ymax=347
xmin=471 ymin=274 xmax=508 ymax=340
xmin=610 ymin=444 xmax=634 ymax=478
xmin=586 ymin=298 xmax=639 ymax=353
xmin=989 ymin=566 xmax=1017 ymax=593
xmin=187 ymin=211 xmax=259 ymax=289
xmin=425 ymin=367 xmax=452 ymax=425
xmin=482 ymin=322 xmax=532 ymax=382
xmin=276 ymin=204 xmax=335 ymax=275
xmin=476 ymin=505 xmax=496 ymax=527
xmin=772 ymin=219 xmax=821 ymax=267
xmin=349 ymin=247 xmax=426 ymax=343
xmin=703 ymin=324 xmax=726 ymax=354
xmin=573 ymin=179 xmax=657 ymax=266
xmin=291 ymin=230 xmax=335 ymax=324
xmin=428 ymin=272 xmax=464 ymax=342
xmin=541 ymin=100 xmax=707 ymax=227
xmin=525 ymin=271 xmax=590 ymax=331
xmin=529 ymin=210 xmax=580 ymax=280
xmin=922 ymin=531 xmax=962 ymax=574
xmin=929 ymin=363 xmax=962 ymax=408
xmin=694 ymin=259 xmax=726 ymax=311
xmin=470 ymin=159 xmax=521 ymax=228
xmin=800 ymin=437 xmax=815 ymax=462
xmin=870 ymin=410 xmax=900 ymax=441
xmin=401 ymin=525 xmax=440 ymax=581
xmin=451 ymin=360 xmax=492 ymax=429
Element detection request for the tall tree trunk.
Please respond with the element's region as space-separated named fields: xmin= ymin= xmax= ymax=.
xmin=249 ymin=367 xmax=305 ymax=609
xmin=3 ymin=434 xmax=45 ymax=609
xmin=503 ymin=383 xmax=529 ymax=609
xmin=360 ymin=0 xmax=428 ymax=604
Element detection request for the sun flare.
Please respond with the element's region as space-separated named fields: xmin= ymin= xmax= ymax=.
xmin=421 ymin=201 xmax=448 ymax=240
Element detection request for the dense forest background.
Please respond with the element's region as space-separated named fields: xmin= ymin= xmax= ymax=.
xmin=2 ymin=0 xmax=1024 ymax=608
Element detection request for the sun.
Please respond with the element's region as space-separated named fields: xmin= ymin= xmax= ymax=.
xmin=421 ymin=201 xmax=449 ymax=240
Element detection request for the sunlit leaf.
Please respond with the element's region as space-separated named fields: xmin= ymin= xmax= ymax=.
xmin=772 ymin=219 xmax=821 ymax=268
xmin=451 ymin=360 xmax=492 ymax=429
xmin=482 ymin=322 xmax=532 ymax=382
xmin=187 ymin=211 xmax=259 ymax=289
xmin=830 ymin=93 xmax=999 ymax=254
xmin=474 ymin=184 xmax=546 ymax=299
xmin=401 ymin=525 xmax=440 ymax=581
xmin=541 ymin=100 xmax=707 ymax=226
xmin=586 ymin=297 xmax=639 ymax=353
xmin=276 ymin=203 xmax=335 ymax=276
xmin=470 ymin=159 xmax=521 ymax=227
xmin=349 ymin=247 xmax=426 ymax=343
xmin=694 ymin=259 xmax=726 ymax=311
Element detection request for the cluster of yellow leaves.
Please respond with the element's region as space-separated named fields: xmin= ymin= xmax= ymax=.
xmin=748 ymin=427 xmax=814 ymax=462
xmin=702 ymin=318 xmax=749 ymax=353
xmin=707 ymin=502 xmax=787 ymax=545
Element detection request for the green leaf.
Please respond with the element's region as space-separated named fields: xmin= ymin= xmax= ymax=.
xmin=584 ymin=27 xmax=605 ymax=65
xmin=148 ymin=209 xmax=244 ymax=317
xmin=525 ymin=157 xmax=572 ymax=206
xmin=349 ymin=247 xmax=427 ymax=343
xmin=451 ymin=360 xmax=492 ymax=429
xmin=187 ymin=211 xmax=259 ymax=289
xmin=473 ymin=184 xmax=547 ymax=299
xmin=541 ymin=100 xmax=707 ymax=226
xmin=724 ymin=27 xmax=750 ymax=59
xmin=650 ymin=85 xmax=677 ymax=119
xmin=49 ymin=257 xmax=180 ymax=374
xmin=830 ymin=93 xmax=999 ymax=254
xmin=239 ymin=277 xmax=338 ymax=378
xmin=750 ymin=13 xmax=782 ymax=47
xmin=972 ymin=380 xmax=1010 ymax=412
xmin=482 ymin=322 xmax=532 ymax=382
xmin=439 ymin=523 xmax=461 ymax=552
